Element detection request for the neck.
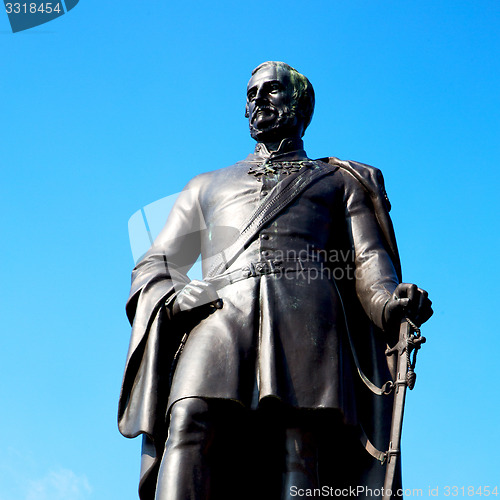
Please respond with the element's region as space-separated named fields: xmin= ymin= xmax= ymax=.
xmin=252 ymin=137 xmax=307 ymax=162
xmin=261 ymin=141 xmax=281 ymax=152
xmin=259 ymin=136 xmax=303 ymax=154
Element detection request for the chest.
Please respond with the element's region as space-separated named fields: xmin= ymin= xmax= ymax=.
xmin=202 ymin=165 xmax=345 ymax=230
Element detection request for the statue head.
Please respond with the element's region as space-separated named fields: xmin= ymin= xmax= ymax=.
xmin=245 ymin=61 xmax=315 ymax=143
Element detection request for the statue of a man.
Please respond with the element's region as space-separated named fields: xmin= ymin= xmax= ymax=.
xmin=119 ymin=61 xmax=432 ymax=500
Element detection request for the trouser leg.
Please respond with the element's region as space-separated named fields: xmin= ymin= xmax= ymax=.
xmin=155 ymin=397 xmax=214 ymax=500
xmin=281 ymin=426 xmax=320 ymax=499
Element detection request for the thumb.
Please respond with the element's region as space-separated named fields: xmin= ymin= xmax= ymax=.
xmin=387 ymin=297 xmax=410 ymax=314
xmin=384 ymin=297 xmax=410 ymax=329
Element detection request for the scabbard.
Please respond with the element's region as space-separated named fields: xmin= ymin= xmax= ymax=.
xmin=383 ymin=318 xmax=411 ymax=499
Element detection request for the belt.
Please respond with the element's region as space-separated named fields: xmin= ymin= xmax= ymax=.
xmin=206 ymin=259 xmax=326 ymax=290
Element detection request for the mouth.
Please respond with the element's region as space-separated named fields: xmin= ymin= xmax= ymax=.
xmin=251 ymin=106 xmax=276 ymax=124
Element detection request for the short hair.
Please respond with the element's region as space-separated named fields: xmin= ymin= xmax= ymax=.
xmin=250 ymin=61 xmax=315 ymax=133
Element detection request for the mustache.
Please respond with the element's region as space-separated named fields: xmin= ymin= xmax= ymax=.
xmin=250 ymin=104 xmax=277 ymax=123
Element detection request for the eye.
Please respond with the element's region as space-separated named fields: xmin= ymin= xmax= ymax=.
xmin=269 ymin=82 xmax=282 ymax=93
xmin=247 ymin=89 xmax=256 ymax=100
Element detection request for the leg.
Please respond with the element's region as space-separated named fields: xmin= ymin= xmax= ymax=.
xmin=155 ymin=398 xmax=214 ymax=500
xmin=257 ymin=401 xmax=320 ymax=499
xmin=282 ymin=425 xmax=320 ymax=499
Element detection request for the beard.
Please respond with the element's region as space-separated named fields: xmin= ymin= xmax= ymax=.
xmin=249 ymin=104 xmax=298 ymax=142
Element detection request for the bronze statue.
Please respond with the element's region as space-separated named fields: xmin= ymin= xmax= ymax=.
xmin=118 ymin=61 xmax=432 ymax=499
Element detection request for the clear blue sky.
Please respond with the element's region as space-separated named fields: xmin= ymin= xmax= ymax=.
xmin=1 ymin=1 xmax=499 ymax=499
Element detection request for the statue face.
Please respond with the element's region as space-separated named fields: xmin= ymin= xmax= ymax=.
xmin=246 ymin=65 xmax=303 ymax=142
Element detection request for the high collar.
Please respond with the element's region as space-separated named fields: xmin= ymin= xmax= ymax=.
xmin=247 ymin=137 xmax=308 ymax=163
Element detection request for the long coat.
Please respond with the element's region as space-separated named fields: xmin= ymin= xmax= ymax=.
xmin=118 ymin=138 xmax=403 ymax=498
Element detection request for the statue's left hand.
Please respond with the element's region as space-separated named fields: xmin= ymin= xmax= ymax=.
xmin=383 ymin=283 xmax=433 ymax=331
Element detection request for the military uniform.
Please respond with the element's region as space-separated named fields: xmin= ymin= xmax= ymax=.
xmin=119 ymin=138 xmax=402 ymax=498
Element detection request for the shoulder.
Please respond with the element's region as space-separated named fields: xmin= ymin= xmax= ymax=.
xmin=317 ymin=156 xmax=383 ymax=182
xmin=178 ymin=161 xmax=251 ymax=209
xmin=184 ymin=161 xmax=248 ymax=190
xmin=316 ymin=156 xmax=391 ymax=211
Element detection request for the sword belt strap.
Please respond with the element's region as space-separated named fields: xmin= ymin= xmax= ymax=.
xmin=331 ymin=279 xmax=395 ymax=397
xmin=206 ymin=259 xmax=325 ymax=290
xmin=206 ymin=161 xmax=337 ymax=280
xmin=358 ymin=425 xmax=388 ymax=464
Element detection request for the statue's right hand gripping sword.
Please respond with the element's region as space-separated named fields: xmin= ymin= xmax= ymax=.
xmin=383 ymin=317 xmax=426 ymax=499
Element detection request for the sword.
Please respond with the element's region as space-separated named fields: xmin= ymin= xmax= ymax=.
xmin=383 ymin=317 xmax=426 ymax=499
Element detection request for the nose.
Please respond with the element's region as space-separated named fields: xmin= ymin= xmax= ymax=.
xmin=255 ymin=85 xmax=269 ymax=102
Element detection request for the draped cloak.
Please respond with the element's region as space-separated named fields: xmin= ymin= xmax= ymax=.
xmin=118 ymin=139 xmax=403 ymax=499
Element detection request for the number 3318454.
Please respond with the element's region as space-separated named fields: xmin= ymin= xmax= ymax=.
xmin=5 ymin=3 xmax=62 ymax=14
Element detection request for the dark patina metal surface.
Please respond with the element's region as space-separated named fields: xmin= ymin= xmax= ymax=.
xmin=118 ymin=61 xmax=432 ymax=500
